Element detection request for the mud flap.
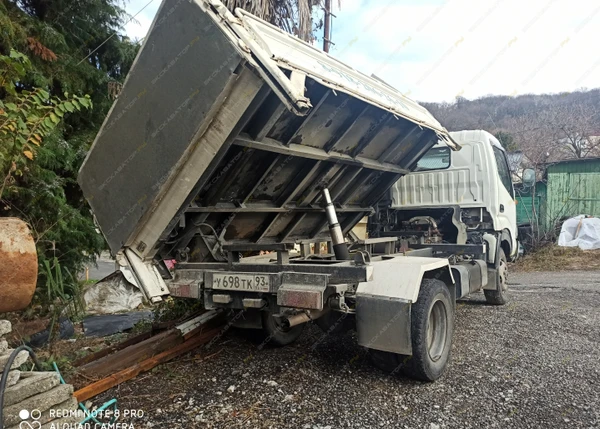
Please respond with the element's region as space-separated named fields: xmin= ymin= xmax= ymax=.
xmin=356 ymin=294 xmax=412 ymax=355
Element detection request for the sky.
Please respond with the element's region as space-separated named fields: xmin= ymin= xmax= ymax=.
xmin=123 ymin=0 xmax=600 ymax=102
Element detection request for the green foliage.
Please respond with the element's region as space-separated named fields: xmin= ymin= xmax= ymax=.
xmin=0 ymin=0 xmax=139 ymax=312
xmin=494 ymin=131 xmax=518 ymax=152
xmin=152 ymin=298 xmax=205 ymax=323
xmin=41 ymin=256 xmax=83 ymax=312
xmin=25 ymin=354 xmax=72 ymax=372
xmin=0 ymin=49 xmax=92 ymax=198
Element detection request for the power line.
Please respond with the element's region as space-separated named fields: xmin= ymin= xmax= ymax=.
xmin=77 ymin=0 xmax=156 ymax=66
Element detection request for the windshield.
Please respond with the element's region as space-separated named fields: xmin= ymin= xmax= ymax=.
xmin=415 ymin=146 xmax=451 ymax=171
xmin=492 ymin=146 xmax=514 ymax=198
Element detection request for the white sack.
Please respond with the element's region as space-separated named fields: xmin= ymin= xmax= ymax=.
xmin=82 ymin=270 xmax=144 ymax=314
xmin=557 ymin=215 xmax=600 ymax=250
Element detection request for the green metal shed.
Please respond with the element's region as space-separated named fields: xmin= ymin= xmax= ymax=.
xmin=515 ymin=182 xmax=546 ymax=226
xmin=544 ymin=157 xmax=600 ymax=228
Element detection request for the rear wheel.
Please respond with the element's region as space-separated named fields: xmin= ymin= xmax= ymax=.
xmin=369 ymin=349 xmax=406 ymax=374
xmin=369 ymin=278 xmax=454 ymax=381
xmin=259 ymin=311 xmax=304 ymax=346
xmin=484 ymin=248 xmax=508 ymax=305
xmin=402 ymin=278 xmax=454 ymax=381
xmin=315 ymin=310 xmax=354 ymax=335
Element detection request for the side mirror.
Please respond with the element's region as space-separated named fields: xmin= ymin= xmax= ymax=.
xmin=522 ymin=168 xmax=535 ymax=186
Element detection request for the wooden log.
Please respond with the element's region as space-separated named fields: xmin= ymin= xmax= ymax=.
xmin=73 ymin=330 xmax=154 ymax=367
xmin=74 ymin=327 xmax=221 ymax=402
xmin=77 ymin=328 xmax=183 ymax=379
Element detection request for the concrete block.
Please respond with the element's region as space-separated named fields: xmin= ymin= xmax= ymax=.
xmin=5 ymin=369 xmax=21 ymax=387
xmin=0 ymin=349 xmax=29 ymax=372
xmin=6 ymin=397 xmax=79 ymax=429
xmin=3 ymin=371 xmax=60 ymax=407
xmin=0 ymin=319 xmax=11 ymax=336
xmin=3 ymin=384 xmax=74 ymax=427
xmin=0 ymin=339 xmax=8 ymax=353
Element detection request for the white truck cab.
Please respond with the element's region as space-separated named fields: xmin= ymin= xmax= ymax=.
xmin=367 ymin=130 xmax=517 ymax=306
xmin=388 ymin=130 xmax=518 ymax=261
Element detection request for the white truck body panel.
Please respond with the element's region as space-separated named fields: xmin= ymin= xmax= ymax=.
xmin=356 ymin=256 xmax=452 ymax=302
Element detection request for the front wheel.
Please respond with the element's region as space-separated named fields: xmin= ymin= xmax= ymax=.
xmin=484 ymin=248 xmax=508 ymax=305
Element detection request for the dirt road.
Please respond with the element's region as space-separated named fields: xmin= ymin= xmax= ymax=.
xmin=100 ymin=270 xmax=600 ymax=428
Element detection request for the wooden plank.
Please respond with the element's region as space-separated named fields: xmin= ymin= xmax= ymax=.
xmin=77 ymin=329 xmax=184 ymax=380
xmin=74 ymin=327 xmax=222 ymax=403
xmin=72 ymin=330 xmax=153 ymax=367
xmin=75 ymin=312 xmax=221 ymax=372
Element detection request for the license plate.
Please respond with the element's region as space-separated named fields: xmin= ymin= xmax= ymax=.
xmin=211 ymin=273 xmax=270 ymax=292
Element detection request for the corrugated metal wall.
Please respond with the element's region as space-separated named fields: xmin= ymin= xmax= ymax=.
xmin=545 ymin=158 xmax=600 ymax=228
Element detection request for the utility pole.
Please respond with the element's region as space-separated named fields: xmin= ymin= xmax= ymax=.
xmin=323 ymin=0 xmax=332 ymax=53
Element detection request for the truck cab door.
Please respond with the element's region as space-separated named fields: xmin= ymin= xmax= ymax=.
xmin=491 ymin=146 xmax=517 ymax=259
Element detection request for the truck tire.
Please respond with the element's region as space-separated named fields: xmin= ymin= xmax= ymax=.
xmin=402 ymin=278 xmax=454 ymax=381
xmin=315 ymin=310 xmax=354 ymax=335
xmin=369 ymin=278 xmax=454 ymax=381
xmin=260 ymin=311 xmax=304 ymax=347
xmin=369 ymin=349 xmax=406 ymax=374
xmin=484 ymin=248 xmax=508 ymax=305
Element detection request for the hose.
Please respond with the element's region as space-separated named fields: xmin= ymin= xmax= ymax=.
xmin=0 ymin=345 xmax=43 ymax=429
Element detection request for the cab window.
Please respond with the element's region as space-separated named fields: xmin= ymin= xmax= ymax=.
xmin=492 ymin=146 xmax=514 ymax=197
xmin=415 ymin=147 xmax=451 ymax=171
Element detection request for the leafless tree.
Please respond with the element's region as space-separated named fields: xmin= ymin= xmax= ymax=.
xmin=505 ymin=112 xmax=557 ymax=244
xmin=545 ymin=102 xmax=600 ymax=159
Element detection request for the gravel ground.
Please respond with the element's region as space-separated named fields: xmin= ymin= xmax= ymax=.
xmin=97 ymin=270 xmax=600 ymax=429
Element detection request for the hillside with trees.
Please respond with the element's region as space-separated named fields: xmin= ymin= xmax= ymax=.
xmin=421 ymin=89 xmax=600 ymax=174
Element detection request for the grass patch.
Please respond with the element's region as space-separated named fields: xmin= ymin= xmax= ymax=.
xmin=515 ymin=245 xmax=600 ymax=272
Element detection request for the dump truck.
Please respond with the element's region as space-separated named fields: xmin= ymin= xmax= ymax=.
xmin=78 ymin=0 xmax=513 ymax=381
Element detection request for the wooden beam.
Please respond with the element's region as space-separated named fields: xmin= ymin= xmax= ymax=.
xmin=73 ymin=327 xmax=222 ymax=403
xmin=76 ymin=312 xmax=221 ymax=379
xmin=77 ymin=329 xmax=184 ymax=380
xmin=72 ymin=331 xmax=154 ymax=367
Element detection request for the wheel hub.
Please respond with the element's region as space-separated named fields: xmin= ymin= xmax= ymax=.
xmin=426 ymin=300 xmax=448 ymax=362
xmin=498 ymin=259 xmax=508 ymax=292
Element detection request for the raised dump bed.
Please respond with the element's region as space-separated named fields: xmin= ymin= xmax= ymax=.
xmin=78 ymin=0 xmax=457 ymax=266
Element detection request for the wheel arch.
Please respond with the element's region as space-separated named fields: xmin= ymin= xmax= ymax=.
xmin=422 ymin=266 xmax=456 ymax=304
xmin=500 ymin=228 xmax=516 ymax=261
